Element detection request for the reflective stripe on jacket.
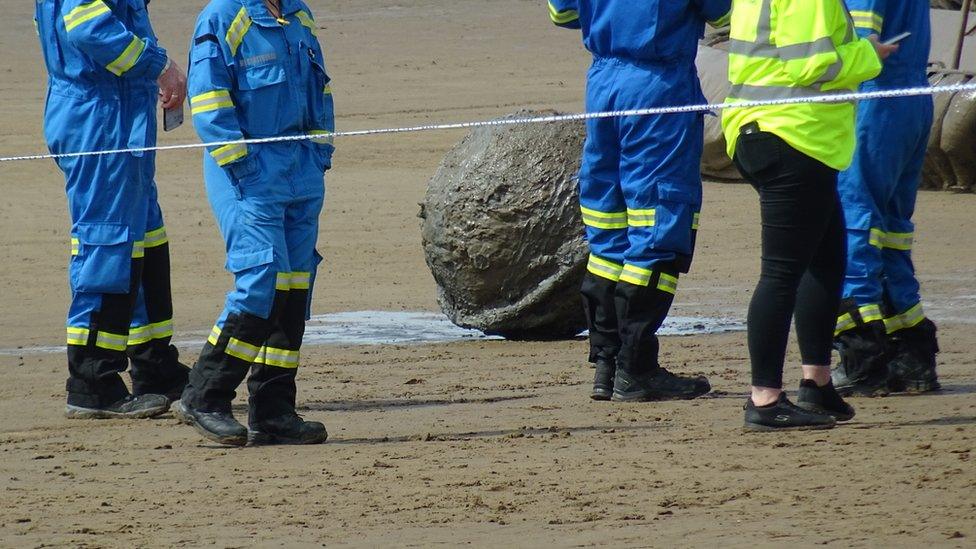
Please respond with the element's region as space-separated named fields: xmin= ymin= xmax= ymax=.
xmin=721 ymin=0 xmax=882 ymax=170
xmin=187 ymin=0 xmax=335 ymax=178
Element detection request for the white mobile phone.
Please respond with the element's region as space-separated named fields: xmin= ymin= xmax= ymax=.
xmin=882 ymin=32 xmax=911 ymax=46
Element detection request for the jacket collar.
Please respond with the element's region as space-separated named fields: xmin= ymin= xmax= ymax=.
xmin=240 ymin=0 xmax=303 ymax=26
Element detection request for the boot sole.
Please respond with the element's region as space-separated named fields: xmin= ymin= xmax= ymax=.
xmin=742 ymin=421 xmax=835 ymax=432
xmin=795 ymin=401 xmax=855 ymax=422
xmin=65 ymin=403 xmax=170 ymax=420
xmin=247 ymin=431 xmax=329 ymax=447
xmin=611 ymin=391 xmax=709 ymax=402
xmin=173 ymin=402 xmax=247 ymax=447
xmin=835 ymin=385 xmax=890 ymax=398
xmin=900 ymin=380 xmax=942 ymax=394
xmin=590 ymin=388 xmax=612 ymax=401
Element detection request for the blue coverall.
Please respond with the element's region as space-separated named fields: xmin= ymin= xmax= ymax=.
xmin=36 ymin=0 xmax=187 ymax=408
xmin=548 ymin=0 xmax=730 ymax=372
xmin=836 ymin=0 xmax=933 ymax=336
xmin=181 ymin=0 xmax=334 ymax=423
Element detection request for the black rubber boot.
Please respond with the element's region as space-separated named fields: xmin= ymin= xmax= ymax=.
xmin=248 ymin=412 xmax=328 ymax=446
xmin=612 ymin=367 xmax=711 ymax=402
xmin=581 ymin=271 xmax=620 ymax=399
xmin=887 ymin=319 xmax=941 ymax=394
xmin=591 ymin=360 xmax=616 ymax=401
xmin=743 ymin=392 xmax=836 ymax=432
xmin=796 ymin=379 xmax=855 ymax=421
xmin=832 ymin=323 xmax=891 ymax=397
xmin=174 ymin=399 xmax=247 ymax=446
xmin=130 ymin=343 xmax=190 ymax=401
xmin=65 ymin=394 xmax=170 ymax=420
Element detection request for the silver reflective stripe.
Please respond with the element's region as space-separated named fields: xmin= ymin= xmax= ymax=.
xmin=816 ymin=57 xmax=845 ymax=84
xmin=728 ymin=36 xmax=835 ymax=61
xmin=728 ymin=83 xmax=850 ymax=101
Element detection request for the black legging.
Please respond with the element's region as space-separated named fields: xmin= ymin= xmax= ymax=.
xmin=733 ymin=130 xmax=846 ymax=389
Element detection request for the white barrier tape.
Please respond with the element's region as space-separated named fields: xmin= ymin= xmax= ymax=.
xmin=1 ymin=82 xmax=975 ymax=164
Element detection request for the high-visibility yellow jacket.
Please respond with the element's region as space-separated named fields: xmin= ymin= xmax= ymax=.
xmin=722 ymin=0 xmax=882 ymax=170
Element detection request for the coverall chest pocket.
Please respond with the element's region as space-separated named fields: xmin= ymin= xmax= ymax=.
xmin=235 ymin=63 xmax=288 ymax=136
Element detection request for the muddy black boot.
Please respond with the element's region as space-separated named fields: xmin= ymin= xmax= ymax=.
xmin=591 ymin=359 xmax=616 ymax=401
xmin=581 ymin=270 xmax=621 ymax=401
xmin=832 ymin=323 xmax=891 ymax=397
xmin=612 ymin=367 xmax=711 ymax=402
xmin=887 ymin=319 xmax=941 ymax=394
xmin=248 ymin=412 xmax=328 ymax=446
xmin=130 ymin=343 xmax=190 ymax=401
xmin=174 ymin=398 xmax=247 ymax=446
xmin=66 ymin=394 xmax=170 ymax=420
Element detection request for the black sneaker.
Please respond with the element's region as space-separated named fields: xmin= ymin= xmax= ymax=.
xmin=743 ymin=392 xmax=836 ymax=432
xmin=796 ymin=379 xmax=855 ymax=421
xmin=591 ymin=360 xmax=616 ymax=401
xmin=174 ymin=399 xmax=247 ymax=447
xmin=65 ymin=394 xmax=170 ymax=419
xmin=248 ymin=413 xmax=328 ymax=446
xmin=612 ymin=367 xmax=710 ymax=402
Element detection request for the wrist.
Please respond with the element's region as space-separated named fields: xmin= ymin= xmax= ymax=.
xmin=159 ymin=57 xmax=172 ymax=79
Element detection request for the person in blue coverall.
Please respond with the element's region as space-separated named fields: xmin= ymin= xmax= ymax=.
xmin=832 ymin=0 xmax=940 ymax=396
xmin=548 ymin=0 xmax=730 ymax=401
xmin=35 ymin=0 xmax=190 ymax=419
xmin=176 ymin=0 xmax=334 ymax=446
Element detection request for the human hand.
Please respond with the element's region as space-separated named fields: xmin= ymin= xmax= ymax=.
xmin=868 ymin=34 xmax=898 ymax=61
xmin=157 ymin=59 xmax=187 ymax=110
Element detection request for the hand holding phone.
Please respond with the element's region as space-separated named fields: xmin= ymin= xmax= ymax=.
xmin=882 ymin=32 xmax=911 ymax=46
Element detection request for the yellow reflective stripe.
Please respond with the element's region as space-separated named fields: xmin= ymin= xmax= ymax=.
xmin=834 ymin=312 xmax=856 ymax=335
xmin=226 ymin=337 xmax=261 ymax=362
xmin=295 ymin=10 xmax=316 ymax=34
xmin=309 ymin=130 xmax=333 ymax=145
xmin=884 ymin=303 xmax=925 ymax=334
xmin=580 ymin=206 xmax=627 ymax=229
xmin=190 ymin=90 xmax=234 ymax=115
xmin=858 ymin=304 xmax=883 ymax=324
xmin=254 ymin=346 xmax=300 ymax=368
xmin=692 ymin=212 xmax=701 ymax=230
xmin=547 ymin=1 xmax=578 ymax=24
xmin=211 ymin=143 xmax=248 ymax=166
xmin=626 ymin=208 xmax=656 ymax=228
xmin=868 ymin=228 xmax=884 ymax=249
xmin=143 ymin=227 xmax=168 ymax=248
xmin=132 ymin=240 xmax=145 ymax=259
xmin=71 ymin=237 xmax=80 ymax=256
xmin=849 ymin=10 xmax=883 ymax=33
xmin=709 ymin=11 xmax=731 ymax=28
xmin=207 ymin=325 xmax=222 ymax=346
xmin=323 ymin=83 xmax=332 ymax=95
xmin=656 ymin=273 xmax=679 ymax=295
xmin=586 ymin=254 xmax=623 ymax=282
xmin=226 ymin=7 xmax=253 ymax=56
xmin=128 ymin=319 xmax=174 ymax=345
xmin=290 ymin=272 xmax=311 ymax=290
xmin=67 ymin=327 xmax=91 ymax=346
xmin=275 ymin=273 xmax=291 ymax=291
xmin=63 ymin=0 xmax=111 ymax=32
xmin=95 ymin=330 xmax=128 ymax=352
xmin=882 ymin=231 xmax=913 ymax=251
xmin=619 ymin=264 xmax=653 ymax=287
xmin=106 ymin=35 xmax=145 ymax=76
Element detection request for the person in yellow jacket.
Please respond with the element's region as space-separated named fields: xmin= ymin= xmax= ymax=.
xmin=721 ymin=0 xmax=896 ymax=431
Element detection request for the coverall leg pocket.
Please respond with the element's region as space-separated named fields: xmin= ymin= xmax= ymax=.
xmin=70 ymin=223 xmax=132 ymax=294
xmin=651 ymin=184 xmax=699 ymax=262
xmin=225 ymin=247 xmax=278 ymax=320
